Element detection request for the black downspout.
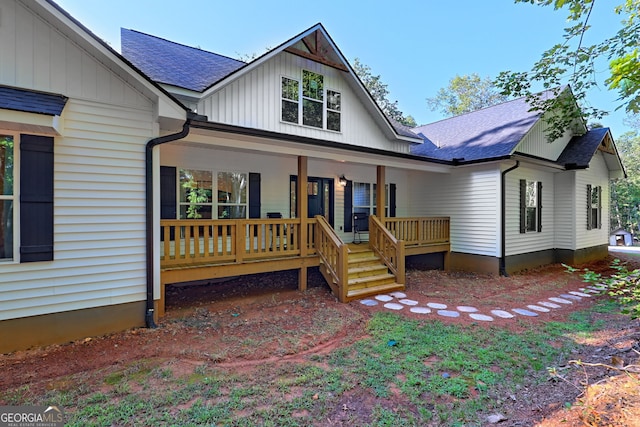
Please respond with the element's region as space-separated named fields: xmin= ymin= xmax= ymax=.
xmin=499 ymin=161 xmax=520 ymax=277
xmin=145 ymin=118 xmax=192 ymax=328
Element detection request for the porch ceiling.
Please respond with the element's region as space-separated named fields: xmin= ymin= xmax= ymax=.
xmin=180 ymin=127 xmax=451 ymax=173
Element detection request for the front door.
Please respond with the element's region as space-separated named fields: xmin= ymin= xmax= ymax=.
xmin=290 ymin=176 xmax=334 ymax=226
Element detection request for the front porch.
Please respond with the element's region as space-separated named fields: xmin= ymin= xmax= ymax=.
xmin=158 ymin=215 xmax=450 ymax=315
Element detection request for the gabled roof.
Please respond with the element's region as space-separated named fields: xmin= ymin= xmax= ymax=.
xmin=557 ymin=127 xmax=626 ymax=177
xmin=410 ymin=95 xmax=542 ymax=162
xmin=121 ymin=29 xmax=246 ymax=92
xmin=120 ymin=23 xmax=422 ymax=143
xmin=0 ymin=85 xmax=68 ymax=116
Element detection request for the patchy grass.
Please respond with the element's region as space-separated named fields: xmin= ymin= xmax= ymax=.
xmin=1 ymin=299 xmax=625 ymax=427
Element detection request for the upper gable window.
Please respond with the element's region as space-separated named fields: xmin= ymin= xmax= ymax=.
xmin=281 ymin=70 xmax=341 ymax=132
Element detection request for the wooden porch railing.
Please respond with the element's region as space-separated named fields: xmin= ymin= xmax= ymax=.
xmin=314 ymin=215 xmax=349 ymax=302
xmin=384 ymin=217 xmax=450 ymax=246
xmin=160 ymin=218 xmax=317 ymax=267
xmin=369 ymin=215 xmax=405 ymax=284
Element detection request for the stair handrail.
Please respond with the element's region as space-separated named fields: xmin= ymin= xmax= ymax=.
xmin=369 ymin=215 xmax=406 ymax=285
xmin=314 ymin=215 xmax=349 ymax=301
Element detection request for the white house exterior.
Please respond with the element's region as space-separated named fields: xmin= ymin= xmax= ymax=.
xmin=0 ymin=0 xmax=625 ymax=353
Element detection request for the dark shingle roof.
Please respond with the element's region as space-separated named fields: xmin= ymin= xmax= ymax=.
xmin=121 ymin=29 xmax=246 ymax=92
xmin=557 ymin=127 xmax=610 ymax=168
xmin=0 ymin=85 xmax=68 ymax=115
xmin=410 ymin=95 xmax=544 ymax=162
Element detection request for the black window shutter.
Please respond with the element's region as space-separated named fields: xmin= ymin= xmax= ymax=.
xmin=20 ymin=134 xmax=54 ymax=262
xmin=249 ymin=173 xmax=261 ymax=218
xmin=519 ymin=179 xmax=526 ymax=234
xmin=160 ymin=166 xmax=177 ymax=219
xmin=597 ymin=185 xmax=602 ymax=229
xmin=343 ymin=180 xmax=352 ymax=232
xmin=586 ymin=184 xmax=592 ymax=230
xmin=537 ymin=181 xmax=543 ymax=232
xmin=389 ymin=183 xmax=396 ymax=217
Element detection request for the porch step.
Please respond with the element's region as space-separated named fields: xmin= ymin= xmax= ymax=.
xmin=348 ymin=255 xmax=381 ymax=267
xmin=346 ymin=282 xmax=405 ymax=301
xmin=348 ymin=264 xmax=389 ymax=279
xmin=348 ymin=272 xmax=396 ymax=290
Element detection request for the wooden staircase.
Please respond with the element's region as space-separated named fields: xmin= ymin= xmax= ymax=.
xmin=342 ymin=245 xmax=404 ymax=302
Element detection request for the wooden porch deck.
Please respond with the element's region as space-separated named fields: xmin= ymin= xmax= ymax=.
xmin=158 ymin=216 xmax=450 ymax=315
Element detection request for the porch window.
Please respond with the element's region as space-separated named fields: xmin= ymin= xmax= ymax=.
xmin=587 ymin=185 xmax=602 ymax=230
xmin=354 ymin=182 xmax=389 ymax=216
xmin=179 ymin=169 xmax=213 ymax=219
xmin=0 ymin=135 xmax=14 ymax=260
xmin=519 ymin=180 xmax=542 ymax=233
xmin=217 ymin=172 xmax=247 ymax=219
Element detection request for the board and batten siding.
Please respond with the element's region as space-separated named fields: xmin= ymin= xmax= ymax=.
xmin=574 ymin=152 xmax=610 ymax=249
xmin=0 ymin=0 xmax=151 ymax=109
xmin=0 ymin=98 xmax=155 ymax=321
xmin=504 ymin=166 xmax=556 ymax=256
xmin=408 ymin=165 xmax=501 ymax=257
xmin=516 ymin=120 xmax=573 ymax=161
xmin=199 ymin=51 xmax=410 ymax=154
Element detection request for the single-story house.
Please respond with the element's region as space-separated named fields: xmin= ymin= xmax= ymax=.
xmin=610 ymin=228 xmax=634 ymax=246
xmin=0 ymin=0 xmax=625 ymax=353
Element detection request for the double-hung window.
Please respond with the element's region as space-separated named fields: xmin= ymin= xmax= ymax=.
xmin=354 ymin=183 xmax=389 ymax=217
xmin=520 ymin=180 xmax=542 ymax=233
xmin=587 ymin=185 xmax=602 ymax=230
xmin=281 ymin=70 xmax=341 ymax=132
xmin=178 ymin=169 xmax=248 ymax=219
xmin=0 ymin=134 xmax=14 ymax=260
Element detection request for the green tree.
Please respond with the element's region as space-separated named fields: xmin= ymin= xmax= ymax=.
xmin=352 ymin=58 xmax=416 ymax=127
xmin=496 ymin=0 xmax=640 ymax=141
xmin=611 ymin=123 xmax=640 ymax=233
xmin=426 ymin=73 xmax=510 ymax=117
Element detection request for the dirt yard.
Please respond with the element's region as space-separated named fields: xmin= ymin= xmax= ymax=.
xmin=1 ymin=253 xmax=639 ymax=426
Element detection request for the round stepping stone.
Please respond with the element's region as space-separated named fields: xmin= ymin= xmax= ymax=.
xmin=560 ymin=294 xmax=582 ymax=301
xmin=437 ymin=310 xmax=460 ymax=318
xmin=427 ymin=302 xmax=448 ymax=309
xmin=527 ymin=304 xmax=550 ymax=313
xmin=456 ymin=305 xmax=478 ymax=313
xmin=538 ymin=301 xmax=561 ymax=309
xmin=410 ymin=307 xmax=431 ymax=314
xmin=359 ymin=299 xmax=378 ymax=306
xmin=512 ymin=308 xmax=539 ymax=317
xmin=469 ymin=313 xmax=494 ymax=322
xmin=399 ymin=299 xmax=419 ymax=306
xmin=491 ymin=309 xmax=515 ymax=319
xmin=383 ymin=302 xmax=404 ymax=310
xmin=389 ymin=291 xmax=407 ymax=299
xmin=375 ymin=295 xmax=394 ymax=302
xmin=569 ymin=291 xmax=591 ymax=297
xmin=548 ymin=297 xmax=572 ymax=304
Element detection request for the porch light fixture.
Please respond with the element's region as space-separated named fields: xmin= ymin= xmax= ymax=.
xmin=339 ymin=174 xmax=347 ymax=187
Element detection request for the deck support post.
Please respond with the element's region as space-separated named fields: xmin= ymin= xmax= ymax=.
xmin=297 ymin=156 xmax=309 ymax=291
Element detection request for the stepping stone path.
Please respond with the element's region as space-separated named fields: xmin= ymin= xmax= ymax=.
xmin=512 ymin=308 xmax=538 ymax=317
xmin=384 ymin=303 xmax=404 ymax=310
xmin=358 ymin=277 xmax=609 ymax=322
xmin=427 ymin=302 xmax=447 ymax=309
xmin=491 ymin=310 xmax=515 ymax=319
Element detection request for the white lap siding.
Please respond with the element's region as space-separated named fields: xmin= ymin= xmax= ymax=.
xmin=409 ymin=164 xmax=501 ymax=257
xmin=575 ymin=153 xmax=610 ymax=249
xmin=0 ymin=100 xmax=154 ymax=321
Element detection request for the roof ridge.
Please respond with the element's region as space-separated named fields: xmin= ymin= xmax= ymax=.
xmin=122 ymin=28 xmax=246 ymax=66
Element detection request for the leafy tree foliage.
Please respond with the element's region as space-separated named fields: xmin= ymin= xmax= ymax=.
xmin=352 ymin=58 xmax=416 ymax=127
xmin=611 ymin=119 xmax=640 ymax=233
xmin=426 ymin=73 xmax=510 ymax=117
xmin=496 ymin=0 xmax=640 ymax=141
